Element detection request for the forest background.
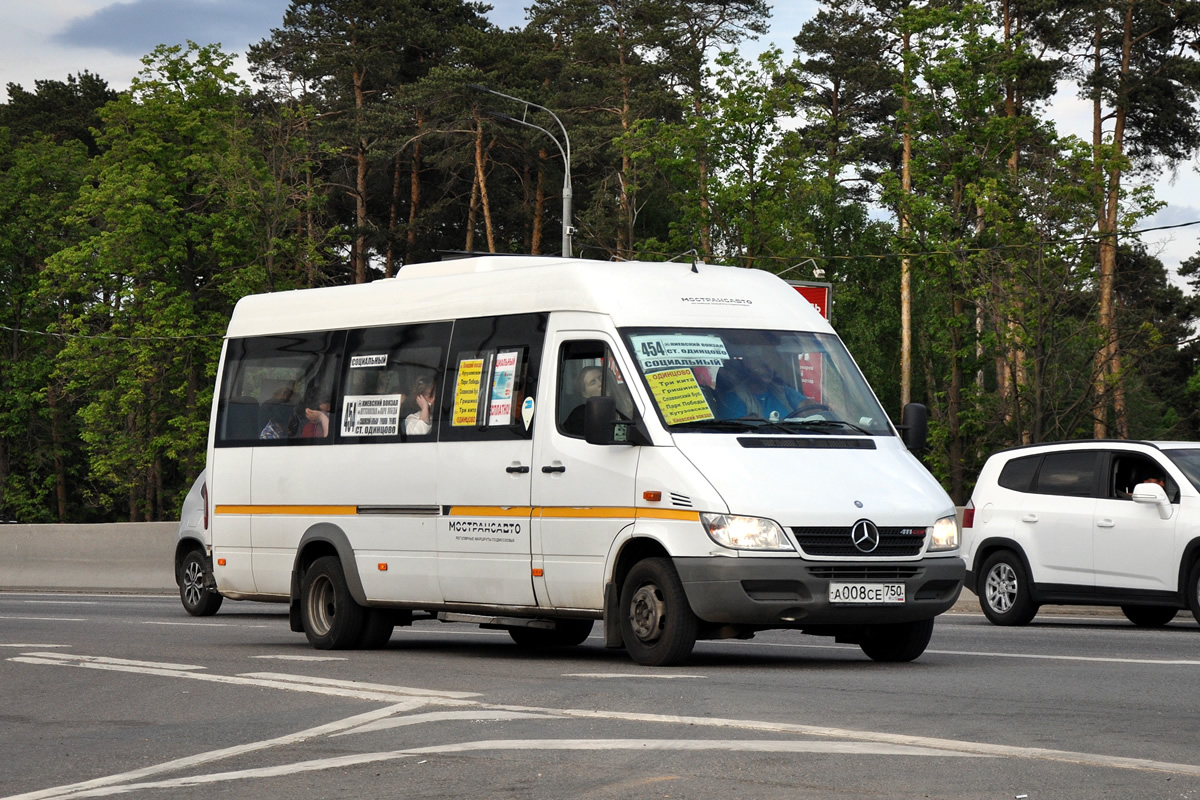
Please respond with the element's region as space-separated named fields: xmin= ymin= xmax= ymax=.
xmin=2 ymin=0 xmax=1200 ymax=523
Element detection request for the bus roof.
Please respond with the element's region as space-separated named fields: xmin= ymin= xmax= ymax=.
xmin=224 ymin=256 xmax=833 ymax=338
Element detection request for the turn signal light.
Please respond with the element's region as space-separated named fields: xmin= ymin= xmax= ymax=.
xmin=643 ymin=491 xmax=662 ymax=502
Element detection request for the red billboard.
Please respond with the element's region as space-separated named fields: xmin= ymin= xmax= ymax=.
xmin=788 ymin=281 xmax=832 ymax=321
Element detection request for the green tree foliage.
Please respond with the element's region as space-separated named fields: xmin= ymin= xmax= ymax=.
xmin=2 ymin=0 xmax=1200 ymax=518
xmin=40 ymin=43 xmax=275 ymax=520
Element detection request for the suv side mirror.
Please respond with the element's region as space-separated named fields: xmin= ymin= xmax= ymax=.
xmin=899 ymin=403 xmax=928 ymax=451
xmin=584 ymin=395 xmax=648 ymax=446
xmin=1131 ymin=482 xmax=1173 ymax=520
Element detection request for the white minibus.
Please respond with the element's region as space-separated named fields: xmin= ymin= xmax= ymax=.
xmin=191 ymin=256 xmax=964 ymax=665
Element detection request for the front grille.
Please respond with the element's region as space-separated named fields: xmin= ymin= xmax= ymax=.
xmin=791 ymin=526 xmax=926 ymax=557
xmin=808 ymin=566 xmax=922 ymax=580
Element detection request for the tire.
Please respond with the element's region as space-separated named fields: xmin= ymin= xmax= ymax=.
xmin=1120 ymin=605 xmax=1177 ymax=627
xmin=178 ymin=549 xmax=222 ymax=617
xmin=301 ymin=556 xmax=366 ymax=649
xmin=978 ymin=550 xmax=1038 ymax=626
xmin=1188 ymin=560 xmax=1200 ymax=627
xmin=357 ymin=609 xmax=396 ymax=649
xmin=859 ymin=618 xmax=935 ymax=662
xmin=508 ymin=619 xmax=595 ymax=647
xmin=618 ymin=557 xmax=697 ymax=667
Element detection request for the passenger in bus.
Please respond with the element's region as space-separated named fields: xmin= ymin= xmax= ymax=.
xmin=258 ymin=386 xmax=297 ymax=439
xmin=402 ymin=374 xmax=436 ymax=435
xmin=715 ymin=359 xmax=804 ymax=421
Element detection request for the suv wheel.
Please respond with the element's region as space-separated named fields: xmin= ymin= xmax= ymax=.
xmin=1188 ymin=560 xmax=1200 ymax=627
xmin=979 ymin=550 xmax=1037 ymax=626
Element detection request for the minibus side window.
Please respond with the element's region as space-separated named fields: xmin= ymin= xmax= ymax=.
xmin=214 ymin=331 xmax=343 ymax=447
xmin=337 ymin=322 xmax=451 ymax=443
xmin=439 ymin=313 xmax=547 ymax=442
xmin=556 ymin=341 xmax=631 ymax=438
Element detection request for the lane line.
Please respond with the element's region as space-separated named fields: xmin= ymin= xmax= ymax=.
xmin=238 ymin=672 xmax=481 ymax=699
xmin=538 ymin=707 xmax=1200 ymax=777
xmin=22 ymin=601 xmax=98 ymax=606
xmin=8 ymin=739 xmax=981 ymax=799
xmin=335 ymin=709 xmax=557 ymax=736
xmin=7 ymin=654 xmax=475 ymax=703
xmin=562 ymin=673 xmax=705 ymax=679
xmin=1 ymin=702 xmax=421 ymax=800
xmin=704 ymin=637 xmax=1200 ymax=666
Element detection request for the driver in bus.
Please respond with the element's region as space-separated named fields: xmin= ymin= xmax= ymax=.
xmin=715 ymin=358 xmax=805 ymax=421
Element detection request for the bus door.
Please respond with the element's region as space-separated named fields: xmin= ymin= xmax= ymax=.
xmin=531 ymin=331 xmax=640 ymax=611
xmin=435 ymin=314 xmax=546 ymax=606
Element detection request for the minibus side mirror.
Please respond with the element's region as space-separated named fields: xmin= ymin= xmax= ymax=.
xmin=584 ymin=395 xmax=648 ymax=446
xmin=899 ymin=403 xmax=928 ymax=451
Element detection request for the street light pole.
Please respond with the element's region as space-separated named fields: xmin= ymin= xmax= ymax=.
xmin=469 ymin=85 xmax=573 ymax=257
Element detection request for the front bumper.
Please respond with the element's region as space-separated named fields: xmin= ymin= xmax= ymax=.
xmin=674 ymin=555 xmax=965 ymax=627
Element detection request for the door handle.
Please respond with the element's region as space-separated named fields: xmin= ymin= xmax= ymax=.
xmin=506 ymin=465 xmax=530 ymax=474
xmin=1097 ymin=519 xmax=1115 ymax=528
xmin=1021 ymin=514 xmax=1038 ymax=523
xmin=541 ymin=465 xmax=567 ymax=474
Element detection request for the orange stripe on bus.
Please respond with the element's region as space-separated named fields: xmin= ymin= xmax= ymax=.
xmin=215 ymin=505 xmax=358 ymax=516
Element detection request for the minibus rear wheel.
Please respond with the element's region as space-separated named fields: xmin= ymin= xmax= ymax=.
xmin=619 ymin=557 xmax=697 ymax=667
xmin=301 ymin=556 xmax=366 ymax=649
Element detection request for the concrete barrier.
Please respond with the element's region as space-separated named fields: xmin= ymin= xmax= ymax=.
xmin=0 ymin=523 xmax=177 ymax=593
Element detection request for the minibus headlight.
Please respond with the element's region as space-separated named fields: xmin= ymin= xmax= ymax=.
xmin=700 ymin=513 xmax=794 ymax=551
xmin=928 ymin=515 xmax=959 ymax=552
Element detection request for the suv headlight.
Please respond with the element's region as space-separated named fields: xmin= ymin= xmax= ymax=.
xmin=700 ymin=513 xmax=795 ymax=551
xmin=928 ymin=515 xmax=959 ymax=552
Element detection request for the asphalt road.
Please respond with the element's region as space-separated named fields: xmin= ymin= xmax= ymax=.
xmin=2 ymin=591 xmax=1198 ymax=800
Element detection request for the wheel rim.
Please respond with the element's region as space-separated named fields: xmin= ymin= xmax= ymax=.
xmin=985 ymin=563 xmax=1018 ymax=614
xmin=182 ymin=560 xmax=205 ymax=607
xmin=629 ymin=583 xmax=666 ymax=643
xmin=306 ymin=574 xmax=335 ymax=637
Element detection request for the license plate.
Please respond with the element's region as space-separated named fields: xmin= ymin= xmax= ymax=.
xmin=829 ymin=582 xmax=906 ymax=604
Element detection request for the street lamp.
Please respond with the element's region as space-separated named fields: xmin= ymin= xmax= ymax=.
xmin=469 ymin=84 xmax=573 ymax=257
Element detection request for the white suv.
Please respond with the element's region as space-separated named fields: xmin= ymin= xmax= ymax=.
xmin=962 ymin=440 xmax=1200 ymax=626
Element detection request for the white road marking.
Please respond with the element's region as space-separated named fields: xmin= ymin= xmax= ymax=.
xmin=141 ymin=621 xmax=274 ymax=628
xmin=7 ymin=649 xmax=1200 ymax=800
xmin=248 ymin=654 xmax=347 ymax=662
xmin=335 ymin=709 xmax=557 ymax=736
xmin=7 ymin=654 xmax=475 ymax=703
xmin=7 ymin=739 xmax=981 ymax=799
xmin=0 ymin=616 xmax=86 ymax=622
xmin=705 ymin=637 xmax=1200 ymax=666
xmin=22 ymin=600 xmax=98 ymax=605
xmin=238 ymin=672 xmax=481 ymax=699
xmin=14 ymin=652 xmax=206 ymax=671
xmin=0 ymin=644 xmax=70 ymax=648
xmin=562 ymin=673 xmax=704 ymax=679
xmin=925 ymin=648 xmax=1200 ymax=666
xmin=541 ymin=707 xmax=1200 ymax=777
xmin=1 ymin=702 xmax=419 ymax=800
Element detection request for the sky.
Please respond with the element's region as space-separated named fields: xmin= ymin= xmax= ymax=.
xmin=3 ymin=0 xmax=1198 ymax=285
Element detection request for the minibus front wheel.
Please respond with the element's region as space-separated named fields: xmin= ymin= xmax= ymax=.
xmin=301 ymin=556 xmax=366 ymax=649
xmin=619 ymin=557 xmax=698 ymax=667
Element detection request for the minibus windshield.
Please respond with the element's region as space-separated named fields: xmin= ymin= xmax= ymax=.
xmin=623 ymin=327 xmax=892 ymax=435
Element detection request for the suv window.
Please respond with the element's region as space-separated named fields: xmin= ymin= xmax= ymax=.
xmin=998 ymin=455 xmax=1040 ymax=492
xmin=1035 ymin=451 xmax=1098 ymax=497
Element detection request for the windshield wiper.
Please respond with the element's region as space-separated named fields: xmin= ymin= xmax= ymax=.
xmin=781 ymin=418 xmax=873 ymax=435
xmin=669 ymin=418 xmax=774 ymax=432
